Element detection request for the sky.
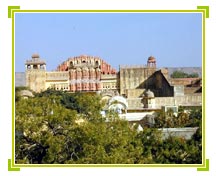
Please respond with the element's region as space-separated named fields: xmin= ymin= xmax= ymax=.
xmin=15 ymin=12 xmax=202 ymax=72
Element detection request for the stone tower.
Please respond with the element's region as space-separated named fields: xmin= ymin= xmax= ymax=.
xmin=147 ymin=56 xmax=156 ymax=68
xmin=146 ymin=56 xmax=157 ymax=77
xmin=25 ymin=54 xmax=46 ymax=92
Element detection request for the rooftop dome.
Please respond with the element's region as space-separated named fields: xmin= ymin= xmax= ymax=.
xmin=108 ymin=95 xmax=128 ymax=108
xmin=148 ymin=56 xmax=156 ymax=62
xmin=108 ymin=95 xmax=128 ymax=113
xmin=144 ymin=89 xmax=155 ymax=98
xmin=32 ymin=53 xmax=40 ymax=58
xmin=26 ymin=54 xmax=46 ymax=65
xmin=19 ymin=90 xmax=34 ymax=98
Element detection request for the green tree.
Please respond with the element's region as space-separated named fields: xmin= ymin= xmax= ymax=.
xmin=35 ymin=88 xmax=65 ymax=97
xmin=69 ymin=112 xmax=145 ymax=164
xmin=61 ymin=92 xmax=104 ymax=121
xmin=15 ymin=96 xmax=78 ymax=163
xmin=15 ymin=86 xmax=29 ymax=102
xmin=154 ymin=107 xmax=201 ymax=128
xmin=36 ymin=90 xmax=105 ymax=121
xmin=15 ymin=94 xmax=144 ymax=164
xmin=150 ymin=107 xmax=202 ymax=164
xmin=171 ymin=71 xmax=188 ymax=78
xmin=188 ymin=73 xmax=199 ymax=78
xmin=171 ymin=71 xmax=199 ymax=78
xmin=15 ymin=90 xmax=202 ymax=164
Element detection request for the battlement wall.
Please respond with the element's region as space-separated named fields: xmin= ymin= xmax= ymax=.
xmin=127 ymin=94 xmax=202 ymax=110
xmin=46 ymin=71 xmax=69 ymax=81
xmin=120 ymin=65 xmax=147 ymax=69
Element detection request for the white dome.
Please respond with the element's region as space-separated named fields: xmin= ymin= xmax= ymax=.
xmin=144 ymin=89 xmax=154 ymax=98
xmin=108 ymin=95 xmax=128 ymax=108
xmin=19 ymin=90 xmax=34 ymax=97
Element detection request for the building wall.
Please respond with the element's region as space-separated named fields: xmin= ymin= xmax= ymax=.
xmin=68 ymin=67 xmax=101 ymax=92
xmin=144 ymin=70 xmax=174 ymax=97
xmin=184 ymin=87 xmax=201 ymax=94
xmin=46 ymin=72 xmax=69 ymax=81
xmin=46 ymin=81 xmax=69 ymax=91
xmin=25 ymin=54 xmax=47 ymax=92
xmin=26 ymin=70 xmax=46 ymax=92
xmin=173 ymin=85 xmax=184 ymax=97
xmin=125 ymin=89 xmax=145 ymax=98
xmin=127 ymin=98 xmax=143 ymax=110
xmin=127 ymin=94 xmax=202 ymax=109
xmin=56 ymin=55 xmax=117 ymax=92
xmin=158 ymin=127 xmax=198 ymax=140
xmin=45 ymin=71 xmax=69 ymax=90
xmin=101 ymin=74 xmax=118 ymax=91
xmin=154 ymin=94 xmax=202 ymax=108
xmin=119 ymin=66 xmax=156 ymax=95
xmin=169 ymin=78 xmax=200 ymax=86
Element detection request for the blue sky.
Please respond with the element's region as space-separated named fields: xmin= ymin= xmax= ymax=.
xmin=15 ymin=12 xmax=202 ymax=72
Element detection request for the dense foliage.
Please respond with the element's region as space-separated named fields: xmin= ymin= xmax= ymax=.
xmin=15 ymin=89 xmax=202 ymax=164
xmin=15 ymin=86 xmax=29 ymax=102
xmin=171 ymin=71 xmax=199 ymax=78
xmin=154 ymin=107 xmax=202 ymax=128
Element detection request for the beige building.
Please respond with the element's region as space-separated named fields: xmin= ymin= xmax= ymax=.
xmin=24 ymin=53 xmax=202 ymax=109
xmin=25 ymin=54 xmax=46 ymax=92
xmin=25 ymin=54 xmax=117 ymax=93
xmin=119 ymin=56 xmax=156 ymax=95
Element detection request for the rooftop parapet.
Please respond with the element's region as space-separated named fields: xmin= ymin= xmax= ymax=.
xmin=25 ymin=53 xmax=46 ymax=65
xmin=119 ymin=64 xmax=147 ymax=69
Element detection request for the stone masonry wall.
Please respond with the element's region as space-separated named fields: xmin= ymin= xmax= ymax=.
xmin=127 ymin=94 xmax=202 ymax=109
xmin=154 ymin=94 xmax=202 ymax=108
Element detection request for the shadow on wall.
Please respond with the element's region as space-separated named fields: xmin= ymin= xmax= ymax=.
xmin=137 ymin=70 xmax=174 ymax=97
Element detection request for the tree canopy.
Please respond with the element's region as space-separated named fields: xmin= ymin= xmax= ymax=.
xmin=15 ymin=90 xmax=202 ymax=164
xmin=171 ymin=71 xmax=199 ymax=78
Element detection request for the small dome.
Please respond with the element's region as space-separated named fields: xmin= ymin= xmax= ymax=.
xmin=32 ymin=53 xmax=40 ymax=58
xmin=144 ymin=89 xmax=154 ymax=98
xmin=108 ymin=95 xmax=128 ymax=108
xmin=148 ymin=56 xmax=156 ymax=62
xmin=19 ymin=90 xmax=34 ymax=97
